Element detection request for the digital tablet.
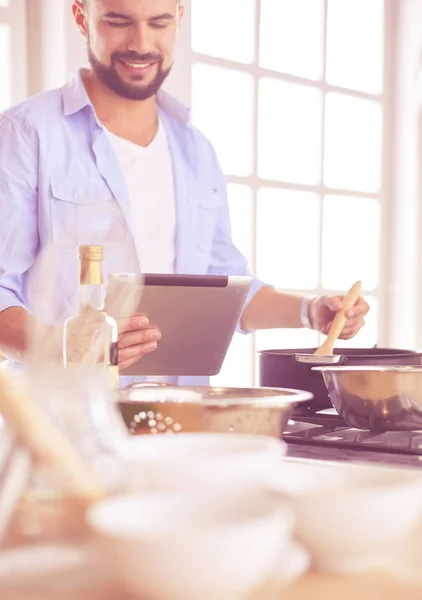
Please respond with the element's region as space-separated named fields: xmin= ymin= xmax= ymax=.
xmin=106 ymin=273 xmax=252 ymax=377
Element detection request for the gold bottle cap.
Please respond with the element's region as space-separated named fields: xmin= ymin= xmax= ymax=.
xmin=79 ymin=245 xmax=103 ymax=262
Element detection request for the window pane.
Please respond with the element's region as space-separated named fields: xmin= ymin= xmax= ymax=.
xmin=227 ymin=184 xmax=254 ymax=267
xmin=0 ymin=24 xmax=11 ymax=110
xmin=326 ymin=0 xmax=384 ymax=94
xmin=192 ymin=63 xmax=254 ymax=176
xmin=258 ymin=78 xmax=323 ymax=184
xmin=321 ymin=195 xmax=381 ymax=291
xmin=324 ymin=93 xmax=383 ymax=193
xmin=257 ymin=188 xmax=320 ymax=290
xmin=334 ymin=297 xmax=379 ymax=349
xmin=211 ymin=333 xmax=254 ymax=388
xmin=192 ymin=0 xmax=255 ymax=64
xmin=256 ymin=328 xmax=320 ymax=352
xmin=260 ymin=0 xmax=325 ymax=80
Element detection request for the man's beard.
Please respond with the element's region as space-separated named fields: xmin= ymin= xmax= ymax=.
xmin=88 ymin=46 xmax=172 ymax=101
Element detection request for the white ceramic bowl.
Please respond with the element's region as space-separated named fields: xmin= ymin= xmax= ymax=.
xmin=276 ymin=461 xmax=422 ymax=573
xmin=88 ymin=487 xmax=294 ymax=600
xmin=122 ymin=432 xmax=287 ymax=491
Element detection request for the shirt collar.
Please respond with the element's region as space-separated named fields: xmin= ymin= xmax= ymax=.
xmin=62 ymin=68 xmax=191 ymax=126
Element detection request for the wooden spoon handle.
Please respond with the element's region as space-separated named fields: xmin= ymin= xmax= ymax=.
xmin=325 ymin=281 xmax=362 ymax=347
xmin=0 ymin=370 xmax=104 ymax=502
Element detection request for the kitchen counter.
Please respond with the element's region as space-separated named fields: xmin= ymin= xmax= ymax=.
xmin=259 ymin=572 xmax=422 ymax=600
xmin=1 ymin=569 xmax=421 ymax=600
xmin=2 ymin=458 xmax=422 ymax=599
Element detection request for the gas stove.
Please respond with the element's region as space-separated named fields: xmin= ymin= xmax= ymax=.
xmin=283 ymin=409 xmax=422 ymax=467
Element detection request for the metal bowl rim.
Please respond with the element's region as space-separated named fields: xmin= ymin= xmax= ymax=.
xmin=312 ymin=365 xmax=422 ymax=374
xmin=118 ymin=385 xmax=314 ymax=407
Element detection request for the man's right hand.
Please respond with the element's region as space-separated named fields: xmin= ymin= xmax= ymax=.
xmin=117 ymin=315 xmax=161 ymax=372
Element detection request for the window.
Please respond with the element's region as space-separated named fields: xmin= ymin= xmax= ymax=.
xmin=191 ymin=0 xmax=388 ymax=386
xmin=0 ymin=0 xmax=27 ymax=110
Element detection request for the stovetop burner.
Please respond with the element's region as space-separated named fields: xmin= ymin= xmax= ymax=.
xmin=283 ymin=409 xmax=422 ymax=467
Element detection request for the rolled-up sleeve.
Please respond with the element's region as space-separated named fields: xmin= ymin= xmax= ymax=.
xmin=206 ymin=147 xmax=267 ymax=333
xmin=0 ymin=115 xmax=39 ymax=313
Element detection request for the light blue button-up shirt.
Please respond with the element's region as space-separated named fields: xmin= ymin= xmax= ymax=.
xmin=0 ymin=70 xmax=265 ymax=385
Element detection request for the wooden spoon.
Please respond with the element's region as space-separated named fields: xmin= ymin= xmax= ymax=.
xmin=314 ymin=281 xmax=362 ymax=356
xmin=0 ymin=370 xmax=104 ymax=503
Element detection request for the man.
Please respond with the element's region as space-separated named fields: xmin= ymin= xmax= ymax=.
xmin=0 ymin=0 xmax=369 ymax=384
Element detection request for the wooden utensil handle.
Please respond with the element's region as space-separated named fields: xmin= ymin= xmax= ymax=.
xmin=325 ymin=281 xmax=362 ymax=345
xmin=0 ymin=371 xmax=104 ymax=502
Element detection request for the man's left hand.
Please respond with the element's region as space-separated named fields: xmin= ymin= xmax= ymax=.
xmin=309 ymin=295 xmax=370 ymax=340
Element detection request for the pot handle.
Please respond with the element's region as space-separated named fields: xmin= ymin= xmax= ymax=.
xmin=294 ymin=353 xmax=348 ymax=376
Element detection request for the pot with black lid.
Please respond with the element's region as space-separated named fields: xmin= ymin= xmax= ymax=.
xmin=258 ymin=347 xmax=422 ymax=414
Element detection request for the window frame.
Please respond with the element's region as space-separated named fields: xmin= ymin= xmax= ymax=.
xmin=189 ymin=0 xmax=394 ymax=384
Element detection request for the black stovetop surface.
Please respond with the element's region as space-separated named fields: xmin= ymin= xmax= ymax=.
xmin=283 ymin=410 xmax=422 ymax=467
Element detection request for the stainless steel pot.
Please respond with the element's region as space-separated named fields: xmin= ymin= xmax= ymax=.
xmin=259 ymin=348 xmax=422 ymax=414
xmin=313 ymin=365 xmax=422 ymax=431
xmin=117 ymin=385 xmax=313 ymax=438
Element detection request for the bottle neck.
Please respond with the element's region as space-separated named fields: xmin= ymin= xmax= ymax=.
xmin=79 ymin=284 xmax=104 ymax=310
xmin=79 ymin=259 xmax=104 ymax=310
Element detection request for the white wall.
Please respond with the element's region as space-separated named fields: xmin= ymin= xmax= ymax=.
xmin=7 ymin=0 xmax=28 ymax=103
xmin=27 ymin=0 xmax=192 ymax=106
xmin=27 ymin=0 xmax=67 ymax=94
xmin=389 ymin=0 xmax=422 ymax=349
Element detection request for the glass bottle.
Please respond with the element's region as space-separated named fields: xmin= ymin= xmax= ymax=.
xmin=63 ymin=245 xmax=119 ymax=389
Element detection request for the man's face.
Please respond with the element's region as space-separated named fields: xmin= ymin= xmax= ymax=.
xmin=73 ymin=0 xmax=183 ymax=100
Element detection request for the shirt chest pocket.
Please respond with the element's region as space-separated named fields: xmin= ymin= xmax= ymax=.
xmin=196 ymin=188 xmax=223 ymax=255
xmin=50 ymin=179 xmax=125 ymax=254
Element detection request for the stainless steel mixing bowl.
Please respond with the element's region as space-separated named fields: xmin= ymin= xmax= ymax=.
xmin=117 ymin=385 xmax=313 ymax=438
xmin=313 ymin=365 xmax=422 ymax=431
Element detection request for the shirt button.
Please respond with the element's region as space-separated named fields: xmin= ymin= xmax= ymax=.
xmin=79 ymin=190 xmax=87 ymax=199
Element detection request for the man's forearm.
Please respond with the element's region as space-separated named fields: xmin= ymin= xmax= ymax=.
xmin=0 ymin=307 xmax=32 ymax=362
xmin=240 ymin=286 xmax=305 ymax=332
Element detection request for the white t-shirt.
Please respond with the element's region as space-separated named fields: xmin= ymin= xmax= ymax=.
xmin=106 ymin=119 xmax=176 ymax=274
